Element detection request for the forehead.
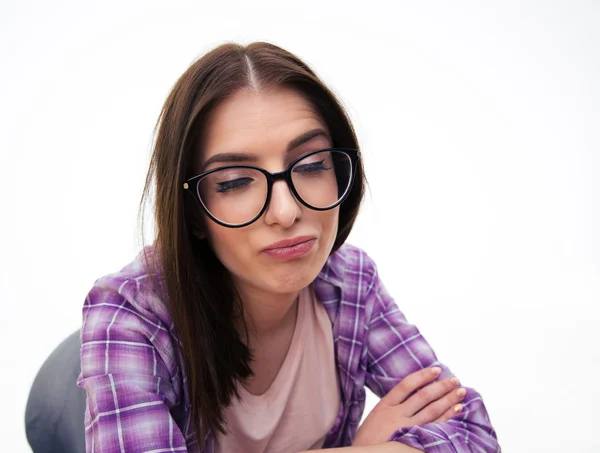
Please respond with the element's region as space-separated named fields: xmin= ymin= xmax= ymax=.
xmin=198 ymin=86 xmax=329 ymax=160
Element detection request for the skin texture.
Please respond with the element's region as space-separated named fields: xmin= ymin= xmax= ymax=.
xmin=196 ymin=86 xmax=339 ymax=394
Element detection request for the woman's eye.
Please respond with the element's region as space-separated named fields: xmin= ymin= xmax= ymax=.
xmin=294 ymin=160 xmax=331 ymax=174
xmin=216 ymin=177 xmax=254 ymax=193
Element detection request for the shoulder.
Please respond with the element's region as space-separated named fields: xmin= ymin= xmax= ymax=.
xmin=80 ymin=245 xmax=180 ymax=380
xmin=318 ymin=242 xmax=380 ymax=290
xmin=82 ymin=245 xmax=174 ymax=342
xmin=314 ymin=243 xmax=383 ymax=325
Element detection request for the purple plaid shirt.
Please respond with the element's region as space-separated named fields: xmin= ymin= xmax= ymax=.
xmin=78 ymin=243 xmax=499 ymax=452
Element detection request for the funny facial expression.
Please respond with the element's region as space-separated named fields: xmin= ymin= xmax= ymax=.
xmin=194 ymin=86 xmax=340 ymax=300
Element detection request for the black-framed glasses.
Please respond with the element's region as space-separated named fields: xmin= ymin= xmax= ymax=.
xmin=183 ymin=148 xmax=360 ymax=228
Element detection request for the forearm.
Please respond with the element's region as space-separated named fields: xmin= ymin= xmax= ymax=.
xmin=301 ymin=442 xmax=422 ymax=453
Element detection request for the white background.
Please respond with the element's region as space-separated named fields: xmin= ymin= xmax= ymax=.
xmin=1 ymin=0 xmax=599 ymax=452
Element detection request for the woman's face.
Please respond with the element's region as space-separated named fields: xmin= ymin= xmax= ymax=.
xmin=195 ymin=86 xmax=339 ymax=298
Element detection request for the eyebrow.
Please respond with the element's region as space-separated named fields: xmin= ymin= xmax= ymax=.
xmin=201 ymin=128 xmax=331 ymax=170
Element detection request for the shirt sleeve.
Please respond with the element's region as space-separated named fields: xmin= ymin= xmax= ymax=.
xmin=362 ymin=258 xmax=500 ymax=453
xmin=77 ymin=278 xmax=190 ymax=453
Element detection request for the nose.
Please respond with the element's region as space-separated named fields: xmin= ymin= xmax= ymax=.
xmin=264 ymin=179 xmax=302 ymax=228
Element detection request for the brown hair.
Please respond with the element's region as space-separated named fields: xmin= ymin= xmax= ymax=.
xmin=139 ymin=42 xmax=365 ymax=449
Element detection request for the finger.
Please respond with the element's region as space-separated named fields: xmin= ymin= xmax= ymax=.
xmin=412 ymin=386 xmax=467 ymax=426
xmin=401 ymin=377 xmax=460 ymax=416
xmin=381 ymin=366 xmax=443 ymax=406
xmin=432 ymin=402 xmax=464 ymax=424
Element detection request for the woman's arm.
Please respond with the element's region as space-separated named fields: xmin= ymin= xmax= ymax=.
xmin=360 ymin=252 xmax=500 ymax=452
xmin=77 ymin=278 xmax=190 ymax=453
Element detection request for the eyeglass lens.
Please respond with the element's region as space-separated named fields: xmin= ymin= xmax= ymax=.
xmin=196 ymin=150 xmax=352 ymax=225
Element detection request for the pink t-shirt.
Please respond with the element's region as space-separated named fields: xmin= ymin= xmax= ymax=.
xmin=215 ymin=286 xmax=340 ymax=453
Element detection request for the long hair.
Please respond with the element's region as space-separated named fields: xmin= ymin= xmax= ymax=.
xmin=139 ymin=42 xmax=365 ymax=449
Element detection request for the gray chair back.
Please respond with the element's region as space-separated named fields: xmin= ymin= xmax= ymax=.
xmin=25 ymin=330 xmax=86 ymax=453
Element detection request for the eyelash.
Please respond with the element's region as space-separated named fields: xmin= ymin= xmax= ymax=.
xmin=216 ymin=177 xmax=254 ymax=193
xmin=293 ymin=160 xmax=331 ymax=174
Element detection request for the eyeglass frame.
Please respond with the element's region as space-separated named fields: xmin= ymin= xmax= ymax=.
xmin=183 ymin=147 xmax=361 ymax=228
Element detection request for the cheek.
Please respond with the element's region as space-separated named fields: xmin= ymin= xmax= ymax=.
xmin=318 ymin=208 xmax=340 ymax=250
xmin=204 ymin=224 xmax=250 ymax=270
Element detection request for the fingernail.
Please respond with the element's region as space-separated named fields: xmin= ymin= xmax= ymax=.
xmin=431 ymin=366 xmax=442 ymax=375
xmin=450 ymin=377 xmax=460 ymax=386
xmin=454 ymin=404 xmax=463 ymax=413
xmin=457 ymin=388 xmax=467 ymax=397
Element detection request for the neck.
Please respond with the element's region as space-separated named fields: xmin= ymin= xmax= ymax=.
xmin=235 ymin=284 xmax=300 ymax=340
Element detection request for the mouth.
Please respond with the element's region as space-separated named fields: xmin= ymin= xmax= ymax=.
xmin=262 ymin=236 xmax=317 ymax=260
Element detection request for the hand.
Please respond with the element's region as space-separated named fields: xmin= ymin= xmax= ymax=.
xmin=353 ymin=367 xmax=466 ymax=447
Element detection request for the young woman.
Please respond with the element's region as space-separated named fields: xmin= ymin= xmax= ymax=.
xmin=77 ymin=42 xmax=499 ymax=453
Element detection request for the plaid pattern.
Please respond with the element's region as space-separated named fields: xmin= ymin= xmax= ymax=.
xmin=78 ymin=243 xmax=499 ymax=452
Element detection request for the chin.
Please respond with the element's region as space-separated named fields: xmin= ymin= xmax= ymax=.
xmin=265 ymin=267 xmax=317 ymax=294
